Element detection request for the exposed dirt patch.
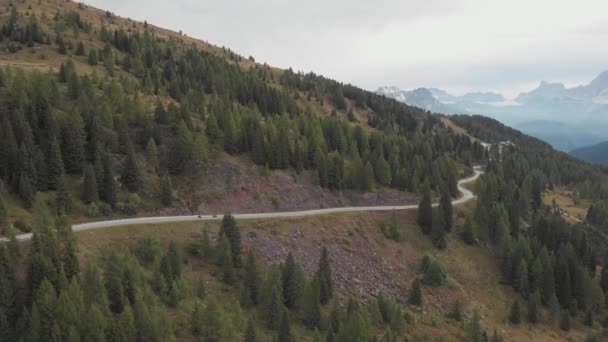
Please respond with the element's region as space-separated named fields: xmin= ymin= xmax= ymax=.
xmin=188 ymin=154 xmax=417 ymax=215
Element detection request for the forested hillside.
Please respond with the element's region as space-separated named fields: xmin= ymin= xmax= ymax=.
xmin=0 ymin=0 xmax=487 ymax=229
xmin=1 ymin=1 xmax=608 ymax=341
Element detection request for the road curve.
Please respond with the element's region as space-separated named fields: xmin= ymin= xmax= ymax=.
xmin=11 ymin=168 xmax=483 ymax=241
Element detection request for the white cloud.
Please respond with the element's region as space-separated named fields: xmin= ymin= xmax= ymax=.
xmin=85 ymin=0 xmax=608 ymax=97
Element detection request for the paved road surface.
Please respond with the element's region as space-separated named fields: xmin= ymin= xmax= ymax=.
xmin=11 ymin=168 xmax=483 ymax=241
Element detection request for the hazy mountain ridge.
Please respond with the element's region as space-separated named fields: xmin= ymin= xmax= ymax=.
xmin=570 ymin=140 xmax=608 ymax=166
xmin=377 ymin=71 xmax=608 ymax=150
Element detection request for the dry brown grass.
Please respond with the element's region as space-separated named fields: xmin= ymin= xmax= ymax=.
xmin=67 ymin=207 xmax=596 ymax=341
xmin=543 ymin=188 xmax=589 ymax=221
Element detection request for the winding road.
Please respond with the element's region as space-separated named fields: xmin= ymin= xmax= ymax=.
xmin=10 ymin=168 xmax=483 ymax=241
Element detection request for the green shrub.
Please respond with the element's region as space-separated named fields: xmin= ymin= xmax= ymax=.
xmin=421 ymin=255 xmax=448 ymax=287
xmin=380 ymin=217 xmax=405 ymax=241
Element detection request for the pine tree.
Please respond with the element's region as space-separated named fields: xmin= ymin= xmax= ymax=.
xmin=282 ymin=253 xmax=302 ymax=311
xmin=217 ymin=234 xmax=235 ymax=284
xmin=261 ymin=266 xmax=283 ymax=330
xmin=55 ymin=176 xmax=73 ymax=215
xmin=145 ymin=138 xmax=160 ymax=174
xmin=277 ymin=309 xmax=292 ymax=342
xmin=87 ymin=49 xmax=98 ymax=65
xmin=61 ymin=112 xmax=86 ymax=174
xmin=82 ymin=164 xmax=99 ymax=204
xmin=302 ymin=280 xmax=321 ymax=329
xmin=63 ymin=233 xmax=79 ymax=280
xmin=205 ymin=111 xmax=222 ymax=144
xmin=100 ymin=152 xmax=117 ymax=205
xmin=509 ymin=299 xmax=521 ymax=325
xmin=408 ymin=279 xmax=423 ymax=306
xmin=48 ymin=136 xmax=65 ymax=190
xmin=439 ymin=187 xmax=453 ymax=232
xmin=19 ymin=174 xmax=34 ymax=208
xmin=191 ymin=134 xmax=208 ymax=178
xmin=417 ymin=182 xmax=433 ymax=234
xmin=121 ymin=144 xmax=143 ymax=192
xmin=244 ymin=251 xmax=261 ymax=306
xmin=431 ymin=209 xmax=447 ymax=250
xmin=317 ymin=246 xmax=333 ymax=305
xmin=160 ymin=172 xmax=174 ymax=206
xmin=219 ymin=214 xmax=242 ymax=267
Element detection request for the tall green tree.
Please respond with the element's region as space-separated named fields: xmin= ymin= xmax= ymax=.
xmin=82 ymin=164 xmax=99 ymax=204
xmin=316 ymin=246 xmax=333 ymax=305
xmin=160 ymin=172 xmax=174 ymax=206
xmin=244 ymin=251 xmax=261 ymax=306
xmin=439 ymin=187 xmax=453 ymax=232
xmin=121 ymin=144 xmax=143 ymax=192
xmin=145 ymin=138 xmax=160 ymax=174
xmin=48 ymin=137 xmax=65 ymax=190
xmin=219 ymin=214 xmax=242 ymax=267
xmin=417 ymin=182 xmax=433 ymax=234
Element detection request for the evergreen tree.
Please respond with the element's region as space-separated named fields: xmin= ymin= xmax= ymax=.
xmin=206 ymin=111 xmax=222 ymax=144
xmin=82 ymin=164 xmax=99 ymax=204
xmin=121 ymin=144 xmax=143 ymax=192
xmin=261 ymin=266 xmax=284 ymax=330
xmin=408 ymin=279 xmax=423 ymax=306
xmin=61 ymin=112 xmax=86 ymax=174
xmin=509 ymin=299 xmax=521 ymax=325
xmin=191 ymin=133 xmax=208 ymax=178
xmin=145 ymin=138 xmax=160 ymax=174
xmin=87 ymin=49 xmax=98 ymax=65
xmin=316 ymin=246 xmax=333 ymax=305
xmin=55 ymin=176 xmax=73 ymax=215
xmin=282 ymin=253 xmax=302 ymax=311
xmin=219 ymin=214 xmax=242 ymax=267
xmin=439 ymin=187 xmax=453 ymax=232
xmin=417 ymin=182 xmax=433 ymax=234
xmin=277 ymin=309 xmax=292 ymax=342
xmin=217 ymin=234 xmax=235 ymax=284
xmin=160 ymin=171 xmax=174 ymax=206
xmin=48 ymin=137 xmax=65 ymax=190
xmin=100 ymin=152 xmax=118 ymax=205
xmin=63 ymin=233 xmax=79 ymax=280
xmin=431 ymin=209 xmax=447 ymax=250
xmin=244 ymin=251 xmax=261 ymax=306
xmin=302 ymin=280 xmax=321 ymax=329
xmin=19 ymin=174 xmax=34 ymax=208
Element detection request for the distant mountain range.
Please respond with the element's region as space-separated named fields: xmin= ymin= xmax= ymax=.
xmin=570 ymin=141 xmax=608 ymax=166
xmin=376 ymin=71 xmax=608 ymax=152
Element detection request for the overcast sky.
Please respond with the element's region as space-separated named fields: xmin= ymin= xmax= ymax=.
xmin=85 ymin=0 xmax=608 ymax=98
